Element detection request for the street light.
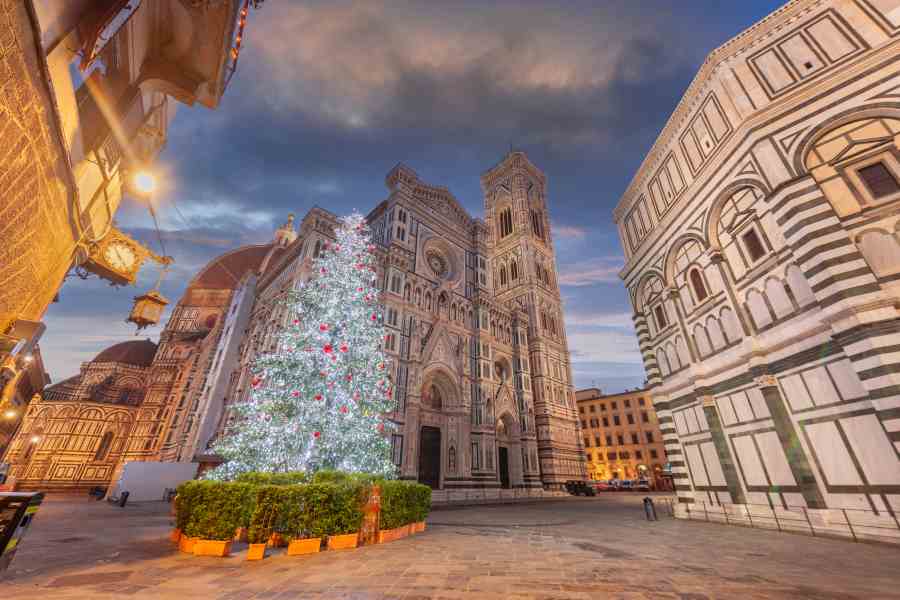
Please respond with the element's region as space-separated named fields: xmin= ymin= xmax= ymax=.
xmin=3 ymin=409 xmax=16 ymax=419
xmin=30 ymin=435 xmax=41 ymax=443
xmin=133 ymin=170 xmax=156 ymax=195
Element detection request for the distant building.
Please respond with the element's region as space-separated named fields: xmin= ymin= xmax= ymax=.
xmin=613 ymin=0 xmax=900 ymax=513
xmin=3 ymin=340 xmax=157 ymax=493
xmin=575 ymin=388 xmax=669 ymax=488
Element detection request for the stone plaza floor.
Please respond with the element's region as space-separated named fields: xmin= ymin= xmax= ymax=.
xmin=3 ymin=494 xmax=899 ymax=599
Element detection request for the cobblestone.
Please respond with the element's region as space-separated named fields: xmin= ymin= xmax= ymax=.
xmin=3 ymin=495 xmax=899 ymax=599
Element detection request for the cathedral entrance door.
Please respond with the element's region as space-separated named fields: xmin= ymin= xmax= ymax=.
xmin=498 ymin=446 xmax=510 ymax=489
xmin=418 ymin=426 xmax=441 ymax=489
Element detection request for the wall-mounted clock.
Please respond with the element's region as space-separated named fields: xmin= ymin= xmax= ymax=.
xmin=82 ymin=228 xmax=148 ymax=286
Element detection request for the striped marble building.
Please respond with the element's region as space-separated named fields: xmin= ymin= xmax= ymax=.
xmin=613 ymin=0 xmax=900 ymax=516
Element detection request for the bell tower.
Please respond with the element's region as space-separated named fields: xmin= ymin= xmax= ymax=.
xmin=481 ymin=151 xmax=585 ymax=490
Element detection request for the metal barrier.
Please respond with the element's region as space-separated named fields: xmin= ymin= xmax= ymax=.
xmin=659 ymin=498 xmax=900 ymax=545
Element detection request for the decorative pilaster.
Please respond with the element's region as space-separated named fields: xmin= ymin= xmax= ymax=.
xmin=754 ymin=375 xmax=826 ymax=508
xmin=700 ymin=395 xmax=746 ymax=505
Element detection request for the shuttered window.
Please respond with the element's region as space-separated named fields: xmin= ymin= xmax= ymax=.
xmin=857 ymin=162 xmax=899 ymax=200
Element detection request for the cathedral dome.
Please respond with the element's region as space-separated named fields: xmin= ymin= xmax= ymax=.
xmin=93 ymin=339 xmax=158 ymax=367
xmin=187 ymin=244 xmax=274 ymax=291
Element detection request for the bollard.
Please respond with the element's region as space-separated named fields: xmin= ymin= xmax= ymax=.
xmin=118 ymin=491 xmax=130 ymax=508
xmin=643 ymin=497 xmax=658 ymax=521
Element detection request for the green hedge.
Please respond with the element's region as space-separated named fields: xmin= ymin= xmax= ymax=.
xmin=180 ymin=481 xmax=256 ymax=540
xmin=380 ymin=481 xmax=431 ymax=530
xmin=177 ymin=473 xmax=430 ymax=543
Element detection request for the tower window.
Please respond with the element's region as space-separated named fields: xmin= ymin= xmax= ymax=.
xmin=689 ymin=268 xmax=708 ymax=302
xmin=741 ymin=229 xmax=766 ymax=262
xmin=510 ymin=261 xmax=518 ymax=280
xmin=500 ymin=266 xmax=507 ymax=286
xmin=499 ymin=208 xmax=513 ymax=238
xmin=653 ymin=304 xmax=668 ymax=330
xmin=857 ymin=162 xmax=900 ymax=200
xmin=530 ymin=210 xmax=544 ymax=239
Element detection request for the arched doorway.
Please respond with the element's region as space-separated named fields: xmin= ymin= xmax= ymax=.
xmin=417 ymin=369 xmax=457 ymax=490
xmin=496 ymin=412 xmax=520 ymax=489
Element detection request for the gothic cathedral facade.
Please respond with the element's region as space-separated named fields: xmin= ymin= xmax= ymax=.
xmin=222 ymin=152 xmax=584 ymax=491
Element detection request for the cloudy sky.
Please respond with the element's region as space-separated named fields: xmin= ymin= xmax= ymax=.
xmin=41 ymin=0 xmax=784 ymax=393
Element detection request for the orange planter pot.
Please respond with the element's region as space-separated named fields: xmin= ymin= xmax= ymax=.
xmin=414 ymin=521 xmax=426 ymax=533
xmin=246 ymin=543 xmax=267 ymax=561
xmin=193 ymin=539 xmax=232 ymax=557
xmin=327 ymin=532 xmax=359 ymax=550
xmin=267 ymin=532 xmax=287 ymax=548
xmin=178 ymin=536 xmax=198 ymax=554
xmin=287 ymin=537 xmax=322 ymax=556
xmin=170 ymin=528 xmax=182 ymax=543
xmin=377 ymin=527 xmax=408 ymax=543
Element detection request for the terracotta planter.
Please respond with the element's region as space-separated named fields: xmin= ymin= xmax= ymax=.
xmin=327 ymin=532 xmax=359 ymax=550
xmin=193 ymin=539 xmax=232 ymax=557
xmin=246 ymin=543 xmax=267 ymax=561
xmin=414 ymin=521 xmax=426 ymax=533
xmin=377 ymin=526 xmax=408 ymax=544
xmin=170 ymin=528 xmax=182 ymax=543
xmin=267 ymin=532 xmax=287 ymax=548
xmin=178 ymin=536 xmax=198 ymax=554
xmin=234 ymin=527 xmax=248 ymax=542
xmin=287 ymin=537 xmax=322 ymax=556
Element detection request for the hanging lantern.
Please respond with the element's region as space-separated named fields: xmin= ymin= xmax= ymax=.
xmin=127 ymin=289 xmax=169 ymax=331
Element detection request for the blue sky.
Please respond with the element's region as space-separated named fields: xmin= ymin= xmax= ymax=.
xmin=41 ymin=0 xmax=785 ymax=393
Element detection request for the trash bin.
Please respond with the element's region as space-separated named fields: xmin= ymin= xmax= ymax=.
xmin=0 ymin=492 xmax=44 ymax=572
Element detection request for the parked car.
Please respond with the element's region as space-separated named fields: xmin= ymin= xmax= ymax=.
xmin=617 ymin=480 xmax=634 ymax=491
xmin=564 ymin=480 xmax=596 ymax=496
xmin=590 ymin=480 xmax=616 ymax=492
xmin=634 ymin=479 xmax=651 ymax=492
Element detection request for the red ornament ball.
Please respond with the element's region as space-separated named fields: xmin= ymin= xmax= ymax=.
xmin=323 ymin=343 xmax=333 ymax=354
xmin=319 ymin=323 xmax=329 ymax=332
xmin=293 ymin=319 xmax=299 ymax=325
xmin=339 ymin=343 xmax=348 ymax=353
xmin=313 ymin=431 xmax=321 ymax=439
xmin=320 ymin=267 xmax=327 ymax=275
xmin=314 ymin=393 xmax=323 ymax=401
xmin=251 ymin=376 xmax=262 ymax=388
xmin=340 ymin=406 xmax=348 ymax=414
xmin=357 ymin=287 xmax=364 ymax=292
xmin=291 ymin=390 xmax=300 ymax=398
xmin=371 ymin=313 xmax=377 ymax=321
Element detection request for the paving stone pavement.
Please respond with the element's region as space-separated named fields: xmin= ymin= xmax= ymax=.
xmin=2 ymin=494 xmax=899 ymax=599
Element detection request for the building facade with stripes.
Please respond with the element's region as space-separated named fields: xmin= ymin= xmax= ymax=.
xmin=613 ymin=0 xmax=900 ymax=515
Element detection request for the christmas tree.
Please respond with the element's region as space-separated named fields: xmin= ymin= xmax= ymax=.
xmin=208 ymin=212 xmax=396 ymax=480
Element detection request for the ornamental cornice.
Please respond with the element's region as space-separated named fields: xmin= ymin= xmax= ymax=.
xmin=613 ymin=0 xmax=824 ymax=222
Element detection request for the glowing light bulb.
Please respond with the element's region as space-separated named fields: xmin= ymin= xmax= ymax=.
xmin=133 ymin=171 xmax=156 ymax=195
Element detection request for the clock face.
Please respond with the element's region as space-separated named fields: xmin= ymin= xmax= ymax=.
xmin=104 ymin=241 xmax=137 ymax=272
